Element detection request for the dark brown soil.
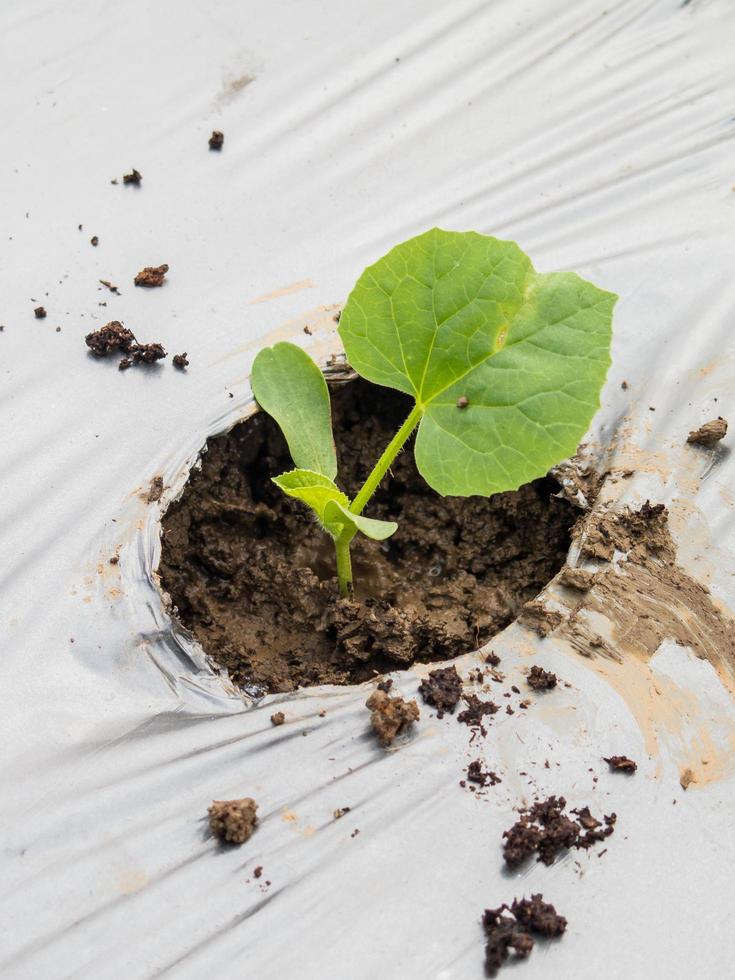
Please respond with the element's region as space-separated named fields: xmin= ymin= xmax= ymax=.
xmin=687 ymin=417 xmax=727 ymax=448
xmin=159 ymin=378 xmax=576 ymax=693
xmin=366 ymin=688 xmax=419 ymax=746
xmin=503 ymin=796 xmax=615 ymax=867
xmin=483 ymin=895 xmax=566 ymax=976
xmin=90 ymin=235 xmax=99 ymax=247
xmin=457 ymin=694 xmax=500 ymax=733
xmin=270 ymin=711 xmax=285 ymax=726
xmin=99 ymin=279 xmax=120 ymax=294
xmin=173 ymin=352 xmax=189 ymax=369
xmin=135 ymin=264 xmax=168 ymax=287
xmin=604 ymin=755 xmax=637 ymax=773
xmin=466 ymin=760 xmax=501 ymax=787
xmin=34 ymin=306 xmax=47 ymax=319
xmin=208 ymin=797 xmax=257 ymax=844
xmin=209 ymin=130 xmax=224 ymax=150
xmin=123 ymin=168 xmax=142 ymax=185
xmin=526 ymin=665 xmax=558 ymax=690
xmin=85 ymin=321 xmax=167 ymax=368
xmin=419 ymin=665 xmax=462 ymax=718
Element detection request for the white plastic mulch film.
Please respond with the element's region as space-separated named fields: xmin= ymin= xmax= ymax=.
xmin=2 ymin=1 xmax=734 ymax=977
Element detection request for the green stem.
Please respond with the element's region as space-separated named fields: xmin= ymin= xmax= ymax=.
xmin=334 ymin=529 xmax=354 ymax=598
xmin=350 ymin=404 xmax=422 ymax=516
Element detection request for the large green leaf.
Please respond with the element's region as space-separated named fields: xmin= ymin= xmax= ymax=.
xmin=339 ymin=228 xmax=616 ymax=495
xmin=272 ymin=469 xmax=348 ymax=530
xmin=323 ymin=499 xmax=398 ymax=541
xmin=251 ymin=342 xmax=337 ymax=479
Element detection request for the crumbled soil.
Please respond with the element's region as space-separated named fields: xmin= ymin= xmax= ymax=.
xmin=123 ymin=168 xmax=142 ymax=185
xmin=90 ymin=235 xmax=99 ymax=246
xmin=687 ymin=417 xmax=727 ymax=448
xmin=333 ymin=807 xmax=351 ymax=819
xmin=119 ymin=342 xmax=167 ymax=369
xmin=483 ymin=894 xmax=566 ymax=976
xmin=270 ymin=711 xmax=285 ymax=726
xmin=457 ymin=695 xmax=500 ymax=733
xmin=604 ymin=755 xmax=637 ymax=773
xmin=365 ymin=688 xmax=419 ymax=746
xmin=99 ymin=279 xmax=120 ymax=294
xmin=159 ymin=379 xmax=576 ymax=693
xmin=502 ymin=796 xmax=615 ymax=867
xmin=519 ymin=599 xmax=563 ymax=637
xmin=34 ymin=306 xmax=47 ymax=319
xmin=208 ymin=797 xmax=258 ymax=844
xmin=146 ymin=475 xmax=165 ymax=504
xmin=134 ymin=264 xmax=169 ymax=287
xmin=526 ymin=665 xmax=558 ymax=691
xmin=419 ymin=665 xmax=463 ymax=718
xmin=85 ymin=321 xmax=136 ymax=356
xmin=466 ymin=760 xmax=501 ymax=787
xmin=173 ymin=352 xmax=189 ymax=369
xmin=557 ymin=565 xmax=596 ymax=590
xmin=209 ymin=130 xmax=224 ymax=150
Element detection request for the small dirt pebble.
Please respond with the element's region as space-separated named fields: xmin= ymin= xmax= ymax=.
xmin=603 ymin=755 xmax=637 ymax=774
xmin=467 ymin=760 xmax=502 ymax=787
xmin=99 ymin=279 xmax=120 ymax=294
xmin=208 ymin=797 xmax=258 ymax=844
xmin=253 ymin=865 xmax=263 ymax=878
xmin=558 ymin=565 xmax=596 ymax=590
xmin=209 ymin=130 xmax=224 ymax=150
xmin=122 ymin=168 xmax=142 ymax=185
xmin=376 ymin=678 xmax=393 ymax=693
xmin=173 ymin=352 xmax=189 ymax=369
xmin=483 ymin=894 xmax=566 ymax=975
xmin=458 ymin=694 xmax=499 ymax=733
xmin=418 ymin=665 xmax=462 ymax=718
xmin=485 ymin=652 xmax=501 ymax=667
xmin=687 ymin=417 xmax=727 ymax=448
xmin=85 ymin=321 xmax=136 ymax=356
xmin=333 ymin=807 xmax=351 ymax=819
xmin=366 ymin=688 xmax=419 ymax=746
xmin=527 ymin=665 xmax=558 ymax=691
xmin=135 ymin=263 xmax=169 ymax=287
xmin=270 ymin=711 xmax=285 ymax=726
xmin=146 ymin=476 xmax=164 ymax=503
xmin=90 ymin=236 xmax=99 ymax=247
xmin=503 ymin=796 xmax=615 ymax=867
xmin=34 ymin=306 xmax=47 ymax=319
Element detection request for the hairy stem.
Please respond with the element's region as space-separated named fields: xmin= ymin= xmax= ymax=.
xmin=350 ymin=403 xmax=422 ymax=516
xmin=334 ymin=529 xmax=354 ymax=598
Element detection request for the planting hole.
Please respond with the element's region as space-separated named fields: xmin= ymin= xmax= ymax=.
xmin=160 ymin=378 xmax=576 ymax=693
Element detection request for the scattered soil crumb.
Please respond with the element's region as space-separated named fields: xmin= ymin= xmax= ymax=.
xmin=90 ymin=236 xmax=99 ymax=247
xmin=483 ymin=894 xmax=566 ymax=976
xmin=303 ymin=325 xmax=312 ymax=335
xmin=621 ymin=380 xmax=629 ymax=390
xmin=457 ymin=694 xmax=499 ymax=734
xmin=270 ymin=711 xmax=285 ymax=726
xmin=123 ymin=168 xmax=142 ymax=185
xmin=680 ymin=767 xmax=696 ymax=790
xmin=687 ymin=417 xmax=727 ymax=448
xmin=485 ymin=652 xmax=501 ymax=666
xmin=519 ymin=600 xmax=564 ymax=637
xmin=419 ymin=665 xmax=462 ymax=718
xmin=377 ymin=678 xmax=393 ymax=693
xmin=365 ymin=688 xmax=419 ymax=746
xmin=120 ymin=342 xmax=167 ymax=368
xmin=99 ymin=279 xmax=120 ymax=294
xmin=208 ymin=797 xmax=258 ymax=844
xmin=558 ymin=565 xmax=596 ymax=591
xmin=110 ymin=555 xmax=119 ymax=565
xmin=135 ymin=264 xmax=169 ymax=288
xmin=85 ymin=321 xmax=136 ymax=356
xmin=467 ymin=760 xmax=501 ymax=787
xmin=253 ymin=865 xmax=263 ymax=878
xmin=34 ymin=306 xmax=47 ymax=319
xmin=351 ymin=828 xmax=359 ymax=837
xmin=146 ymin=476 xmax=164 ymax=504
xmin=526 ymin=665 xmax=558 ymax=691
xmin=604 ymin=755 xmax=637 ymax=774
xmin=209 ymin=130 xmax=224 ymax=150
xmin=503 ymin=796 xmax=615 ymax=867
xmin=173 ymin=352 xmax=189 ymax=369
xmin=333 ymin=807 xmax=351 ymax=819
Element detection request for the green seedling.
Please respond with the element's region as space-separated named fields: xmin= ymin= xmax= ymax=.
xmin=252 ymin=228 xmax=616 ymax=598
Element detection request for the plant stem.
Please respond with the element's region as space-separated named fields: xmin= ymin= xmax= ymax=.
xmin=334 ymin=529 xmax=354 ymax=598
xmin=350 ymin=403 xmax=422 ymax=516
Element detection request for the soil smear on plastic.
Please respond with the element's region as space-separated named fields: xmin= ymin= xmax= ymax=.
xmin=159 ymin=377 xmax=577 ymax=693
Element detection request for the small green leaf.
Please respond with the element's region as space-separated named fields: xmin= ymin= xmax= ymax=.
xmin=252 ymin=342 xmax=337 ymax=479
xmin=323 ymin=499 xmax=398 ymax=541
xmin=272 ymin=469 xmax=348 ymax=527
xmin=339 ymin=228 xmax=616 ymax=496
